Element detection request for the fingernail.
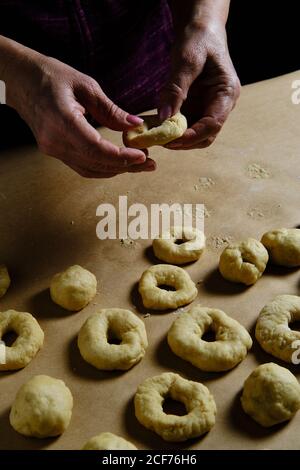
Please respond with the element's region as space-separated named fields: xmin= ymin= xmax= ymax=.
xmin=127 ymin=114 xmax=144 ymax=125
xmin=158 ymin=105 xmax=172 ymax=122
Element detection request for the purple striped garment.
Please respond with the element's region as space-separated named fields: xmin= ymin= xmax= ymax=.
xmin=0 ymin=0 xmax=174 ymax=113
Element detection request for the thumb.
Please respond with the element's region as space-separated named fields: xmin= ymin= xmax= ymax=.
xmin=158 ymin=48 xmax=207 ymax=121
xmin=76 ymin=80 xmax=143 ymax=131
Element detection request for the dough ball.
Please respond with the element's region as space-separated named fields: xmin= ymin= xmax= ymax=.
xmin=219 ymin=238 xmax=268 ymax=285
xmin=0 ymin=264 xmax=10 ymax=298
xmin=123 ymin=112 xmax=187 ymax=148
xmin=50 ymin=265 xmax=97 ymax=311
xmin=261 ymin=228 xmax=300 ymax=267
xmin=241 ymin=363 xmax=300 ymax=427
xmin=10 ymin=375 xmax=73 ymax=438
xmin=82 ymin=432 xmax=137 ymax=450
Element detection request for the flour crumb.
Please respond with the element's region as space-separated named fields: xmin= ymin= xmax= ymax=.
xmin=247 ymin=208 xmax=264 ymax=219
xmin=143 ymin=313 xmax=151 ymax=318
xmin=207 ymin=235 xmax=234 ymax=252
xmin=196 ymin=177 xmax=216 ymax=190
xmin=247 ymin=163 xmax=270 ymax=179
xmin=120 ymin=238 xmax=135 ymax=248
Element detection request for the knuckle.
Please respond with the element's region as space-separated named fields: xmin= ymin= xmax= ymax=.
xmin=179 ymin=50 xmax=202 ymax=75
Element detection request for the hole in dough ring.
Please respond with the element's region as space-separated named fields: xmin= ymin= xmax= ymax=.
xmin=77 ymin=308 xmax=148 ymax=370
xmin=219 ymin=238 xmax=268 ymax=285
xmin=153 ymin=226 xmax=206 ymax=265
xmin=0 ymin=310 xmax=44 ymax=371
xmin=168 ymin=305 xmax=252 ymax=371
xmin=82 ymin=432 xmax=137 ymax=450
xmin=241 ymin=363 xmax=300 ymax=427
xmin=123 ymin=112 xmax=188 ymax=148
xmin=134 ymin=372 xmax=216 ymax=442
xmin=255 ymin=294 xmax=300 ymax=363
xmin=138 ymin=264 xmax=198 ymax=310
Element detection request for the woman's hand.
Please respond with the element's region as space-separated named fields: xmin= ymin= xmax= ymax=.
xmin=159 ymin=1 xmax=240 ymax=149
xmin=1 ymin=37 xmax=155 ymax=177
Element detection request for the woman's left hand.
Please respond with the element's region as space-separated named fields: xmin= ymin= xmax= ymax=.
xmin=158 ymin=18 xmax=240 ymax=150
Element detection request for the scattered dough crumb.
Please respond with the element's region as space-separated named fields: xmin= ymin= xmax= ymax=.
xmin=195 ymin=177 xmax=216 ymax=190
xmin=247 ymin=208 xmax=264 ymax=219
xmin=120 ymin=238 xmax=135 ymax=248
xmin=143 ymin=313 xmax=151 ymax=318
xmin=207 ymin=235 xmax=234 ymax=252
xmin=247 ymin=163 xmax=270 ymax=179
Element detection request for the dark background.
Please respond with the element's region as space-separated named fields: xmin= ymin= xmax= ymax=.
xmin=1 ymin=0 xmax=299 ymax=148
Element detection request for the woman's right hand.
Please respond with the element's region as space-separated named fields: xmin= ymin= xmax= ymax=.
xmin=2 ymin=38 xmax=155 ymax=178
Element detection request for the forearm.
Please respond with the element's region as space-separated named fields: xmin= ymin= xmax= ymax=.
xmin=168 ymin=0 xmax=230 ymax=31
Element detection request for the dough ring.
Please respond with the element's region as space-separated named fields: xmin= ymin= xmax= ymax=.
xmin=10 ymin=375 xmax=73 ymax=438
xmin=78 ymin=308 xmax=148 ymax=370
xmin=82 ymin=432 xmax=137 ymax=450
xmin=241 ymin=363 xmax=300 ymax=427
xmin=123 ymin=112 xmax=187 ymax=148
xmin=168 ymin=305 xmax=252 ymax=371
xmin=0 ymin=310 xmax=44 ymax=371
xmin=255 ymin=294 xmax=300 ymax=363
xmin=134 ymin=372 xmax=216 ymax=442
xmin=0 ymin=264 xmax=10 ymax=298
xmin=138 ymin=264 xmax=197 ymax=310
xmin=219 ymin=238 xmax=268 ymax=285
xmin=50 ymin=264 xmax=97 ymax=311
xmin=261 ymin=228 xmax=300 ymax=267
xmin=153 ymin=226 xmax=205 ymax=265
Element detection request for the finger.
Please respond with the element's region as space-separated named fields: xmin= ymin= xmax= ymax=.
xmin=66 ymin=161 xmax=119 ymax=179
xmin=75 ymin=80 xmax=144 ymax=131
xmin=165 ymin=116 xmax=221 ymax=149
xmin=166 ymin=136 xmax=217 ymax=151
xmin=158 ymin=44 xmax=207 ymax=121
xmin=128 ymin=158 xmax=156 ymax=172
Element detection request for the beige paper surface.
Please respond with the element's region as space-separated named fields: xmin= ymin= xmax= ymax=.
xmin=0 ymin=71 xmax=299 ymax=450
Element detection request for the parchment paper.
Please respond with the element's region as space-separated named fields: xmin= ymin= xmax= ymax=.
xmin=0 ymin=71 xmax=299 ymax=450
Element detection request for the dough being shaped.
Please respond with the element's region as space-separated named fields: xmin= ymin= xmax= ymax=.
xmin=241 ymin=363 xmax=300 ymax=427
xmin=168 ymin=305 xmax=252 ymax=371
xmin=0 ymin=310 xmax=44 ymax=371
xmin=219 ymin=238 xmax=268 ymax=285
xmin=134 ymin=372 xmax=216 ymax=442
xmin=82 ymin=432 xmax=137 ymax=450
xmin=138 ymin=264 xmax=198 ymax=310
xmin=123 ymin=112 xmax=187 ymax=148
xmin=10 ymin=375 xmax=73 ymax=438
xmin=78 ymin=308 xmax=148 ymax=370
xmin=261 ymin=228 xmax=300 ymax=267
xmin=255 ymin=294 xmax=300 ymax=363
xmin=50 ymin=265 xmax=97 ymax=311
xmin=0 ymin=264 xmax=10 ymax=298
xmin=153 ymin=226 xmax=205 ymax=265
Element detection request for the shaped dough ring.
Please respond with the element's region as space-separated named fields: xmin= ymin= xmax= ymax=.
xmin=241 ymin=363 xmax=300 ymax=427
xmin=255 ymin=294 xmax=300 ymax=363
xmin=78 ymin=308 xmax=148 ymax=370
xmin=219 ymin=238 xmax=268 ymax=285
xmin=82 ymin=432 xmax=137 ymax=450
xmin=123 ymin=112 xmax=187 ymax=148
xmin=153 ymin=226 xmax=205 ymax=265
xmin=168 ymin=305 xmax=252 ymax=371
xmin=0 ymin=310 xmax=44 ymax=371
xmin=0 ymin=264 xmax=10 ymax=298
xmin=134 ymin=372 xmax=216 ymax=442
xmin=138 ymin=264 xmax=197 ymax=310
xmin=261 ymin=228 xmax=300 ymax=267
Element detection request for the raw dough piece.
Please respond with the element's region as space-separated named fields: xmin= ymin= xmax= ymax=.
xmin=0 ymin=264 xmax=10 ymax=298
xmin=168 ymin=305 xmax=252 ymax=371
xmin=0 ymin=310 xmax=44 ymax=371
xmin=82 ymin=432 xmax=137 ymax=450
xmin=255 ymin=294 xmax=300 ymax=363
xmin=10 ymin=375 xmax=73 ymax=438
xmin=78 ymin=308 xmax=148 ymax=370
xmin=241 ymin=363 xmax=300 ymax=427
xmin=153 ymin=226 xmax=205 ymax=265
xmin=261 ymin=228 xmax=300 ymax=267
xmin=138 ymin=264 xmax=197 ymax=310
xmin=50 ymin=264 xmax=97 ymax=311
xmin=134 ymin=372 xmax=216 ymax=442
xmin=219 ymin=238 xmax=268 ymax=285
xmin=123 ymin=112 xmax=187 ymax=148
